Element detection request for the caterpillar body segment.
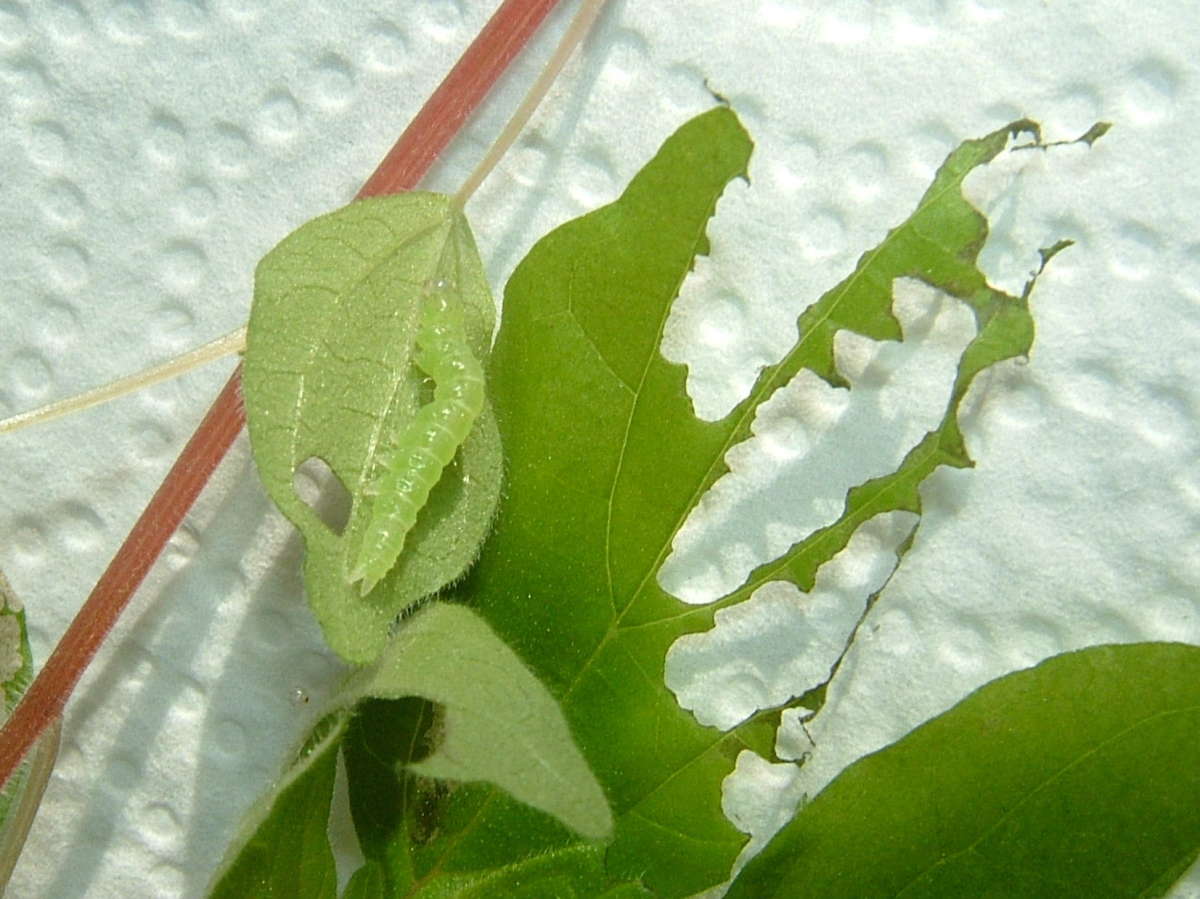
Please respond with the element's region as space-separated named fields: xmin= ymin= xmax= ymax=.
xmin=348 ymin=281 xmax=486 ymax=596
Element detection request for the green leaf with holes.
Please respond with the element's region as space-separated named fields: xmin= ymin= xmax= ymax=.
xmin=220 ymin=108 xmax=1110 ymax=897
xmin=339 ymin=111 xmax=1105 ymax=896
xmin=385 ymin=109 xmax=1061 ymax=897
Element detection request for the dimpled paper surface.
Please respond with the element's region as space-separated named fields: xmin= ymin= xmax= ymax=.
xmin=0 ymin=1 xmax=1198 ymax=896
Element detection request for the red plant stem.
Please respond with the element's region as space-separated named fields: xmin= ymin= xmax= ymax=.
xmin=0 ymin=375 xmax=246 ymax=789
xmin=0 ymin=0 xmax=564 ymax=791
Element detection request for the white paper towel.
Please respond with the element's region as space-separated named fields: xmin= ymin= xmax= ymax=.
xmin=0 ymin=1 xmax=1196 ymax=895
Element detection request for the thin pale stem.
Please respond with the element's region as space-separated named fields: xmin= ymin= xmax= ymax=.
xmin=454 ymin=0 xmax=609 ymax=207
xmin=0 ymin=327 xmax=246 ymax=435
xmin=359 ymin=0 xmax=562 ymax=200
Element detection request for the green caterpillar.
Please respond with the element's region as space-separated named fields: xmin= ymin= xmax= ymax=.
xmin=347 ymin=277 xmax=486 ymax=596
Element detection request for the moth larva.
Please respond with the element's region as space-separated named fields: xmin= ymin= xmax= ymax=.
xmin=348 ymin=278 xmax=486 ymax=596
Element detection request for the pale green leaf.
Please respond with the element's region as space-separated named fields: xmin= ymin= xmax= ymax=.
xmin=210 ymin=602 xmax=611 ymax=895
xmin=243 ymin=193 xmax=504 ymax=663
xmin=726 ymin=642 xmax=1200 ymax=898
xmin=338 ymin=602 xmax=612 ymax=843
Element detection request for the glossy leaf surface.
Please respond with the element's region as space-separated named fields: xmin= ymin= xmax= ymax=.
xmin=727 ymin=642 xmax=1200 ymax=899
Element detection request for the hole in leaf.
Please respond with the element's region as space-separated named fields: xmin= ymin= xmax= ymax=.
xmin=293 ymin=456 xmax=352 ymax=535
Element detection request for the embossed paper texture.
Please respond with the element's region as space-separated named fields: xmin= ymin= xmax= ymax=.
xmin=0 ymin=1 xmax=1196 ymax=895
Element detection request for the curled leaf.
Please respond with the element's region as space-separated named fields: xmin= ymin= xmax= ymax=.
xmin=244 ymin=193 xmax=504 ymax=663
